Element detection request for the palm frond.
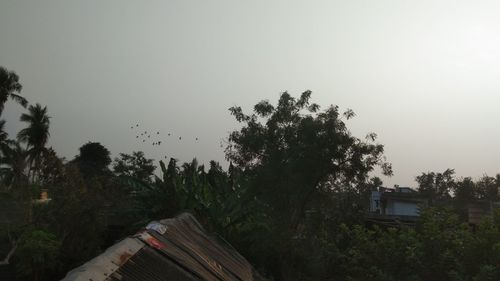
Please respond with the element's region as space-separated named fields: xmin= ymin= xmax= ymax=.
xmin=9 ymin=93 xmax=28 ymax=108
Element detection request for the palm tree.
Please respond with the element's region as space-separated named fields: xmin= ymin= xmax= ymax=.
xmin=0 ymin=120 xmax=24 ymax=189
xmin=0 ymin=119 xmax=10 ymax=152
xmin=0 ymin=141 xmax=29 ymax=188
xmin=0 ymin=67 xmax=27 ymax=115
xmin=17 ymin=103 xmax=50 ymax=182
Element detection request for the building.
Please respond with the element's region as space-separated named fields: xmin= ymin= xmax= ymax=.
xmin=367 ymin=187 xmax=428 ymax=226
xmin=467 ymin=200 xmax=500 ymax=225
xmin=367 ymin=186 xmax=500 ymax=227
xmin=62 ymin=213 xmax=265 ymax=281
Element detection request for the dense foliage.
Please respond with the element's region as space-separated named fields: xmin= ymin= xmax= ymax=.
xmin=0 ymin=67 xmax=498 ymax=281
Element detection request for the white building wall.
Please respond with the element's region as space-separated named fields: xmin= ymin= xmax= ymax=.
xmin=386 ymin=201 xmax=419 ymax=216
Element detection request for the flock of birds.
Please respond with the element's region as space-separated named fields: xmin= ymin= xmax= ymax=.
xmin=129 ymin=123 xmax=227 ymax=161
xmin=130 ymin=123 xmax=201 ymax=158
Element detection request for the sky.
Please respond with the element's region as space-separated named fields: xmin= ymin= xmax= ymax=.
xmin=1 ymin=0 xmax=499 ymax=187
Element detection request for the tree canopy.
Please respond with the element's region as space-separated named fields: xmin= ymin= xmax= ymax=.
xmin=225 ymin=91 xmax=395 ymax=278
xmin=17 ymin=103 xmax=51 ymax=182
xmin=112 ymin=151 xmax=156 ymax=183
xmin=227 ymin=91 xmax=392 ymax=228
xmin=71 ymin=142 xmax=111 ymax=178
xmin=0 ymin=70 xmax=498 ymax=281
xmin=0 ymin=66 xmax=27 ymax=115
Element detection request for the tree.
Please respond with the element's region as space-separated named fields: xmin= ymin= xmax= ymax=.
xmin=226 ymin=91 xmax=392 ymax=280
xmin=72 ymin=142 xmax=111 ymax=178
xmin=475 ymin=175 xmax=500 ymax=201
xmin=112 ymin=151 xmax=156 ymax=183
xmin=0 ymin=120 xmax=19 ymax=188
xmin=416 ymin=169 xmax=455 ymax=200
xmin=118 ymin=157 xmax=262 ymax=245
xmin=417 ymin=207 xmax=469 ymax=281
xmin=14 ymin=229 xmax=61 ymax=281
xmin=454 ymin=177 xmax=477 ymax=202
xmin=0 ymin=66 xmax=27 ymax=115
xmin=227 ymin=91 xmax=391 ymax=230
xmin=473 ymin=265 xmax=500 ymax=281
xmin=38 ymin=147 xmax=64 ymax=187
xmin=0 ymin=119 xmax=9 ymax=152
xmin=17 ymin=103 xmax=51 ymax=182
xmin=46 ymin=164 xmax=105 ymax=271
xmin=0 ymin=141 xmax=29 ymax=189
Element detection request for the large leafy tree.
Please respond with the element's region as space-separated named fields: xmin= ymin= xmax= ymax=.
xmin=416 ymin=168 xmax=455 ymax=201
xmin=44 ymin=164 xmax=106 ymax=273
xmin=112 ymin=151 xmax=156 ymax=183
xmin=0 ymin=66 xmax=27 ymax=115
xmin=227 ymin=91 xmax=392 ymax=230
xmin=17 ymin=103 xmax=51 ymax=182
xmin=38 ymin=147 xmax=64 ymax=187
xmin=226 ymin=91 xmax=392 ymax=279
xmin=475 ymin=174 xmax=500 ymax=201
xmin=72 ymin=142 xmax=111 ymax=178
xmin=416 ymin=207 xmax=469 ymax=281
xmin=14 ymin=229 xmax=61 ymax=281
xmin=454 ymin=177 xmax=478 ymax=202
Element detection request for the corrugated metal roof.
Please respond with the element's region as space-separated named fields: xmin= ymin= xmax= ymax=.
xmin=63 ymin=238 xmax=144 ymax=281
xmin=61 ymin=213 xmax=261 ymax=281
xmin=109 ymin=247 xmax=201 ymax=281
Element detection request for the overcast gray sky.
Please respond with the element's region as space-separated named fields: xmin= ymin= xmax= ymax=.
xmin=1 ymin=0 xmax=499 ymax=187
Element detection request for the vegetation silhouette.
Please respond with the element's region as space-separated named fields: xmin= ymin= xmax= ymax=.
xmin=0 ymin=66 xmax=27 ymax=115
xmin=70 ymin=142 xmax=111 ymax=178
xmin=17 ymin=103 xmax=50 ymax=183
xmin=0 ymin=68 xmax=498 ymax=281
